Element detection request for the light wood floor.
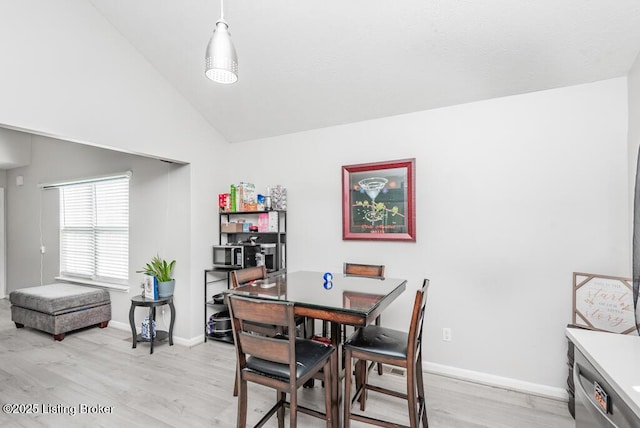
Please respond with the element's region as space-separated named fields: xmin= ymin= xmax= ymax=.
xmin=0 ymin=298 xmax=573 ymax=427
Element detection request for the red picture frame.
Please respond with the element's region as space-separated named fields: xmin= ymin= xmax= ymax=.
xmin=342 ymin=158 xmax=416 ymax=241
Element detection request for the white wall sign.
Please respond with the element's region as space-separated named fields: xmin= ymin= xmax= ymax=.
xmin=573 ymin=272 xmax=637 ymax=335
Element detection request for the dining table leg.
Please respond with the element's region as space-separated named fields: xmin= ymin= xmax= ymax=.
xmin=330 ymin=321 xmax=342 ymax=427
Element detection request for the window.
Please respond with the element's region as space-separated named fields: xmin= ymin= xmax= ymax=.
xmin=59 ymin=176 xmax=129 ymax=285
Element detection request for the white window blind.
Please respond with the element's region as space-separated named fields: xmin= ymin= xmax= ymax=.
xmin=59 ymin=176 xmax=129 ymax=284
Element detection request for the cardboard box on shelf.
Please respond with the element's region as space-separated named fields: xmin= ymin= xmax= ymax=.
xmin=221 ymin=223 xmax=245 ymax=233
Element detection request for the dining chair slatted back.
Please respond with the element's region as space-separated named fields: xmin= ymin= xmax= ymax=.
xmin=230 ymin=265 xmax=267 ymax=289
xmin=228 ymin=294 xmax=336 ymax=428
xmin=229 ymin=265 xmax=277 ymax=397
xmin=230 ymin=265 xmax=282 ymax=337
xmin=230 ymin=295 xmax=293 ymax=364
xmin=343 ymin=263 xmax=385 ymax=279
xmin=229 ymin=266 xmax=311 ymax=396
xmin=343 ymin=278 xmax=430 ymax=428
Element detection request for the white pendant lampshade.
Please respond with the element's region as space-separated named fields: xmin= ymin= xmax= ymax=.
xmin=205 ymin=0 xmax=238 ymax=84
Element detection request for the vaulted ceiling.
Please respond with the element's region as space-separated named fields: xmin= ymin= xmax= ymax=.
xmin=88 ymin=0 xmax=640 ymax=143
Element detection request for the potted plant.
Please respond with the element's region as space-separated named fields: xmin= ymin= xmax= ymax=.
xmin=138 ymin=255 xmax=176 ymax=298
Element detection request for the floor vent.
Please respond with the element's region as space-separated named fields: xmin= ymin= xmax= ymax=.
xmin=384 ymin=366 xmax=406 ymax=377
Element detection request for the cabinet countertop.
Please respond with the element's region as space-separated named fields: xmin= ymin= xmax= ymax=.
xmin=566 ymin=328 xmax=640 ymax=419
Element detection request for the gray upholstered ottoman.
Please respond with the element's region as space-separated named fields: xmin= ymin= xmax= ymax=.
xmin=10 ymin=283 xmax=111 ymax=341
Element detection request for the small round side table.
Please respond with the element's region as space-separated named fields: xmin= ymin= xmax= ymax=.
xmin=128 ymin=294 xmax=175 ymax=354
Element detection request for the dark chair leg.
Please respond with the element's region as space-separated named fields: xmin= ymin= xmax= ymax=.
xmin=233 ymin=369 xmax=238 ymax=397
xmin=344 ymin=348 xmax=353 ymax=428
xmin=323 ymin=357 xmax=333 ymax=427
xmin=14 ymin=322 xmax=24 ymax=328
xmin=407 ymin=364 xmax=418 ymax=428
xmin=53 ymin=333 xmax=65 ymax=341
xmin=237 ymin=378 xmax=247 ymax=428
xmin=416 ymin=352 xmax=429 ymax=427
xmin=355 ymin=359 xmax=366 ymax=407
xmin=308 ymin=317 xmax=316 ymax=338
xmin=277 ymin=391 xmax=285 ymax=428
xmin=290 ymin=386 xmax=298 ymax=427
xmin=360 ymin=359 xmax=369 ymax=411
xmin=99 ymin=321 xmax=109 ymax=328
xmin=375 ymin=316 xmax=383 ymax=375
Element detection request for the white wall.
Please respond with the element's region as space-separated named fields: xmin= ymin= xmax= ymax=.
xmin=0 ymin=128 xmax=31 ymax=169
xmin=230 ymin=78 xmax=630 ymax=394
xmin=0 ymin=0 xmax=230 ymax=340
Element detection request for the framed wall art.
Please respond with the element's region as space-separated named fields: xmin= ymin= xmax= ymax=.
xmin=342 ymin=158 xmax=416 ymax=241
xmin=572 ymin=272 xmax=637 ymax=335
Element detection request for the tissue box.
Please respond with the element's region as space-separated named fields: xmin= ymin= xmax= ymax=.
xmin=258 ymin=212 xmax=278 ymax=232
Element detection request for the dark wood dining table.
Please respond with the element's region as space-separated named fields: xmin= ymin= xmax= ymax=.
xmin=227 ymin=270 xmax=407 ymax=426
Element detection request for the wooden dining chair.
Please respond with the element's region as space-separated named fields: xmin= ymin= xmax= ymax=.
xmin=230 ymin=266 xmax=277 ymax=397
xmin=322 ymin=262 xmax=386 ymax=375
xmin=343 ymin=263 xmax=385 ymax=279
xmin=230 ymin=266 xmax=280 ymax=336
xmin=230 ymin=265 xmax=308 ymax=397
xmin=343 ymin=279 xmax=430 ymax=428
xmin=344 ymin=263 xmax=385 ymax=335
xmin=228 ymin=294 xmax=337 ymax=428
xmin=321 ymin=263 xmax=385 ymax=337
xmin=231 ymin=265 xmax=308 ymax=336
xmin=230 ymin=265 xmax=267 ymax=289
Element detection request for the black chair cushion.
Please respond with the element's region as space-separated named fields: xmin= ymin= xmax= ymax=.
xmin=344 ymin=325 xmax=408 ymax=360
xmin=246 ymin=338 xmax=333 ymax=380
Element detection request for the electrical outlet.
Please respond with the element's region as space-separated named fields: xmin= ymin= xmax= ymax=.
xmin=442 ymin=327 xmax=452 ymax=342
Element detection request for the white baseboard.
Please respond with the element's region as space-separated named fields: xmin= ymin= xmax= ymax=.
xmin=108 ymin=320 xmax=201 ymax=347
xmin=179 ymin=335 xmax=205 ymax=347
xmin=107 ymin=319 xmax=130 ymax=332
xmin=424 ymin=361 xmax=569 ymax=401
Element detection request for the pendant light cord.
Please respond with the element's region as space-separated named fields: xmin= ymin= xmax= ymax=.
xmin=220 ymin=0 xmax=225 ymax=20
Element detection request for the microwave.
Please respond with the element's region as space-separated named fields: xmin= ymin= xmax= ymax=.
xmin=212 ymin=245 xmax=244 ymax=268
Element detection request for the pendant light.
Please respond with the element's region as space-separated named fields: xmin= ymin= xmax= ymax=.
xmin=205 ymin=0 xmax=238 ymax=84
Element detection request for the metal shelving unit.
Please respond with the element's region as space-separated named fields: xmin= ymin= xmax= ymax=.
xmin=203 ymin=268 xmax=233 ymax=343
xmin=204 ymin=211 xmax=287 ymax=344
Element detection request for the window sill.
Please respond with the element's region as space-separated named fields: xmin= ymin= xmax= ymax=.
xmin=55 ymin=276 xmax=130 ymax=292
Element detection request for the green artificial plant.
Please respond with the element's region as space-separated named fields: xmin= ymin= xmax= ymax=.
xmin=137 ymin=255 xmax=176 ymax=282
